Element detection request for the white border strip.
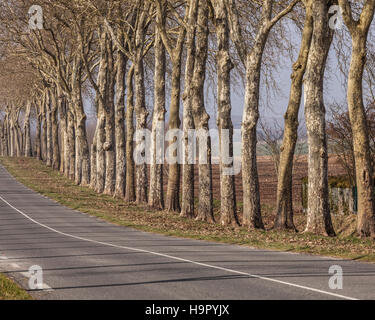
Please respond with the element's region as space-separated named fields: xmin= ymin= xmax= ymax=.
xmin=0 ymin=195 xmax=358 ymax=300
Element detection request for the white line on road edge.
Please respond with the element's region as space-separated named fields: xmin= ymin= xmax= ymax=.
xmin=0 ymin=195 xmax=358 ymax=300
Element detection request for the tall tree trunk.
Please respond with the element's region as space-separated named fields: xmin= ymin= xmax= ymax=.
xmin=350 ymin=34 xmax=375 ymax=238
xmin=0 ymin=120 xmax=3 ymax=156
xmin=304 ymin=0 xmax=335 ymax=236
xmin=214 ymin=0 xmax=239 ymax=227
xmin=35 ymin=108 xmax=42 ymax=161
xmin=157 ymin=1 xmax=186 ymax=213
xmin=7 ymin=116 xmax=11 ymax=157
xmin=95 ymin=29 xmax=110 ymax=194
xmin=42 ymin=99 xmax=48 ymax=162
xmin=1 ymin=116 xmax=8 ymax=156
xmin=46 ymin=92 xmax=53 ymax=167
xmin=90 ymin=98 xmax=99 ymax=190
xmin=134 ymin=9 xmax=149 ymax=204
xmin=14 ymin=110 xmax=22 ymax=157
xmin=51 ymin=88 xmax=60 ymax=170
xmin=90 ymin=130 xmax=98 ymax=190
xmin=134 ymin=57 xmax=149 ymax=204
xmin=96 ymin=111 xmax=106 ymax=193
xmin=4 ymin=116 xmax=9 ymax=156
xmin=339 ymin=0 xmax=375 ymax=238
xmin=24 ymin=101 xmax=33 ymax=157
xmin=71 ymin=59 xmax=90 ymax=186
xmin=181 ymin=0 xmax=199 ymax=219
xmin=149 ymin=13 xmax=166 ymax=210
xmin=166 ymin=55 xmax=183 ymax=212
xmin=58 ymin=94 xmax=68 ymax=174
xmin=114 ymin=35 xmax=127 ymax=199
xmin=0 ymin=120 xmax=3 ymax=157
xmin=241 ymin=40 xmax=267 ymax=229
xmin=192 ymin=0 xmax=214 ymax=223
xmin=104 ymin=37 xmax=116 ymax=195
xmin=274 ymin=0 xmax=313 ymax=231
xmin=67 ymin=106 xmax=76 ymax=181
xmin=74 ymin=91 xmax=91 ymax=186
xmin=9 ymin=115 xmax=14 ymax=157
xmin=226 ymin=0 xmax=299 ymax=229
xmin=125 ymin=66 xmax=136 ymax=202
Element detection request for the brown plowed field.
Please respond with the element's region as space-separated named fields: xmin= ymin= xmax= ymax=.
xmin=163 ymin=155 xmax=346 ymax=211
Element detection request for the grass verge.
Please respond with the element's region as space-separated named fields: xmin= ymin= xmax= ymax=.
xmin=0 ymin=273 xmax=32 ymax=300
xmin=0 ymin=156 xmax=374 ymax=263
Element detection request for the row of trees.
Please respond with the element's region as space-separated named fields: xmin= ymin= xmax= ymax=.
xmin=0 ymin=0 xmax=374 ymax=238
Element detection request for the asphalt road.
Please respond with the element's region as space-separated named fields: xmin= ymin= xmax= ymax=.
xmin=0 ymin=164 xmax=374 ymax=300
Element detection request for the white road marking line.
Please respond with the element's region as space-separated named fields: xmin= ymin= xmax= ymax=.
xmin=0 ymin=256 xmax=8 ymax=260
xmin=0 ymin=194 xmax=358 ymax=300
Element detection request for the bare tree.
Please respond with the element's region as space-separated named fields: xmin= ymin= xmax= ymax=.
xmin=226 ymin=0 xmax=299 ymax=229
xmin=303 ymin=0 xmax=335 ymax=237
xmin=339 ymin=0 xmax=375 ymax=238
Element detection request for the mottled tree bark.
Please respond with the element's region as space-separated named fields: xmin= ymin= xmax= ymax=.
xmin=90 ymin=98 xmax=99 ymax=190
xmin=125 ymin=66 xmax=136 ymax=202
xmin=192 ymin=0 xmax=214 ymax=223
xmin=50 ymin=88 xmax=60 ymax=170
xmin=74 ymin=90 xmax=90 ymax=186
xmin=72 ymin=60 xmax=90 ymax=186
xmin=114 ymin=34 xmax=127 ymax=199
xmin=7 ymin=115 xmax=11 ymax=157
xmin=1 ymin=117 xmax=7 ymax=156
xmin=134 ymin=57 xmax=149 ymax=204
xmin=165 ymin=58 xmax=183 ymax=213
xmin=67 ymin=107 xmax=76 ymax=181
xmin=104 ymin=37 xmax=116 ymax=195
xmin=58 ymin=94 xmax=68 ymax=174
xmin=181 ymin=0 xmax=199 ymax=219
xmin=8 ymin=111 xmax=14 ymax=157
xmin=96 ymin=111 xmax=106 ymax=193
xmin=13 ymin=108 xmax=22 ymax=158
xmin=90 ymin=132 xmax=97 ymax=190
xmin=24 ymin=101 xmax=33 ymax=157
xmin=213 ymin=0 xmax=239 ymax=227
xmin=0 ymin=120 xmax=3 ymax=156
xmin=226 ymin=0 xmax=298 ymax=229
xmin=95 ymin=29 xmax=111 ymax=194
xmin=3 ymin=115 xmax=9 ymax=156
xmin=15 ymin=108 xmax=23 ymax=157
xmin=35 ymin=105 xmax=42 ymax=161
xmin=156 ymin=0 xmax=186 ymax=213
xmin=274 ymin=0 xmax=313 ymax=231
xmin=240 ymin=38 xmax=267 ymax=229
xmin=149 ymin=12 xmax=166 ymax=210
xmin=339 ymin=0 xmax=375 ymax=238
xmin=134 ymin=8 xmax=149 ymax=205
xmin=41 ymin=97 xmax=48 ymax=162
xmin=304 ymin=0 xmax=335 ymax=237
xmin=46 ymin=91 xmax=53 ymax=167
